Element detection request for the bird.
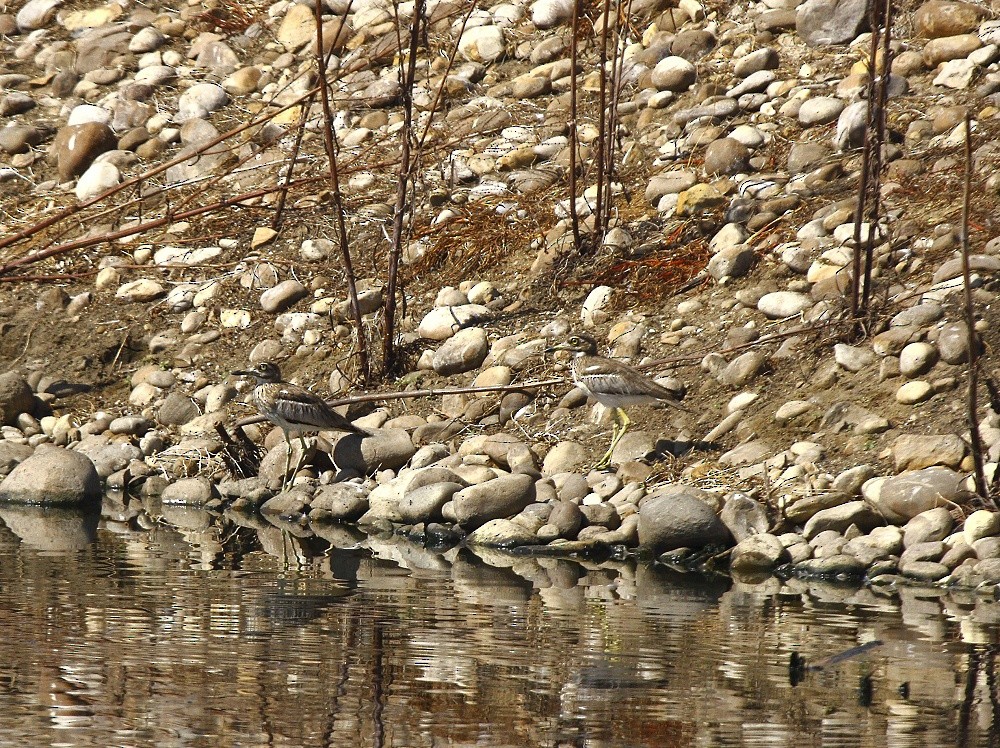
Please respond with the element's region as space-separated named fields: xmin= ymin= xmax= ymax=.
xmin=234 ymin=361 xmax=369 ymax=488
xmin=546 ymin=332 xmax=688 ymax=469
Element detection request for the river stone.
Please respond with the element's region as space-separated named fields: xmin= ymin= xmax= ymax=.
xmin=399 ymin=482 xmax=464 ymax=523
xmin=917 ymin=0 xmax=986 ymax=37
xmin=0 ymin=124 xmax=44 ymax=155
xmin=902 ymin=506 xmax=954 ymax=547
xmin=734 ymin=47 xmax=779 ymax=77
xmin=334 ymin=429 xmax=415 ymax=473
xmin=798 ymin=96 xmax=844 ymax=126
xmin=757 ymin=291 xmax=811 ymax=318
xmin=542 ymin=441 xmax=589 ymax=474
xmin=802 ymin=500 xmax=883 ymax=540
xmin=466 ymin=517 xmax=538 ymax=546
xmin=451 ymin=473 xmax=535 ymax=529
xmin=75 ymin=161 xmax=120 ymax=201
xmin=719 ymin=493 xmax=769 ymax=543
xmin=310 ymin=482 xmax=370 ymax=522
xmin=937 ymin=322 xmax=972 ymax=363
xmin=730 ymin=533 xmax=789 ymax=571
xmin=933 ymin=58 xmax=976 ymax=88
xmin=651 ymin=56 xmax=697 ymax=91
xmin=16 ymin=0 xmax=61 ymax=30
xmin=260 ymin=279 xmax=308 ymax=313
xmin=718 ymin=351 xmax=768 ymax=387
xmin=458 ymin=26 xmax=505 ymax=63
xmin=964 ymin=510 xmax=1000 ymax=545
xmin=891 ymin=433 xmax=966 ymax=471
xmin=645 ymin=171 xmax=697 ymax=204
xmin=417 ymin=304 xmax=491 ymax=340
xmin=176 ymin=83 xmax=228 ymax=122
xmin=0 ymin=448 xmax=100 ymax=505
xmin=898 ymin=342 xmax=937 ymax=376
xmin=637 ymin=487 xmax=731 ymax=554
xmin=703 ymin=138 xmax=749 ymax=175
xmin=865 ymin=466 xmax=969 ymax=523
xmin=432 ymin=327 xmax=489 ymax=375
xmin=0 ymin=372 xmax=34 ymax=426
xmin=833 ymin=343 xmax=876 ymax=372
xmin=796 ymin=0 xmax=869 ymax=46
xmin=895 ymin=380 xmax=933 ymax=404
xmin=52 ymin=122 xmax=117 ymax=181
xmin=161 ymin=476 xmax=215 ymax=506
xmin=707 ymin=244 xmax=754 ymax=280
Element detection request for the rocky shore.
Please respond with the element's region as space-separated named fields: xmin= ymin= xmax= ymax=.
xmin=1 ymin=0 xmax=1000 ymax=590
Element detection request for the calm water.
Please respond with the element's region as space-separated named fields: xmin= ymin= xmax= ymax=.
xmin=1 ymin=502 xmax=999 ymax=748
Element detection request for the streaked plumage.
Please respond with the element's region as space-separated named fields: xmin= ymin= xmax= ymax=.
xmin=547 ymin=332 xmax=687 ymax=468
xmin=235 ymin=361 xmax=368 ymax=486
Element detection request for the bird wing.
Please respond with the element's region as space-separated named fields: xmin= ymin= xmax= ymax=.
xmin=577 ymin=358 xmax=689 ymax=410
xmin=276 ymin=386 xmax=368 ymax=433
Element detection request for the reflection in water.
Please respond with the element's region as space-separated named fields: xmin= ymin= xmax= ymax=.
xmin=0 ymin=511 xmax=998 ymax=747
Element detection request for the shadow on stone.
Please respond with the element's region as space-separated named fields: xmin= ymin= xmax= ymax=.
xmin=0 ymin=504 xmax=99 ymax=551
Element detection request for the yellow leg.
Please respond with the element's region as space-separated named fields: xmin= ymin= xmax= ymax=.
xmin=281 ymin=435 xmax=292 ymax=491
xmin=594 ymin=408 xmax=630 ymax=470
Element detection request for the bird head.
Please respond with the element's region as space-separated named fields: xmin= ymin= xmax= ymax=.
xmin=546 ymin=333 xmax=599 ymax=356
xmin=234 ymin=361 xmax=282 ymax=383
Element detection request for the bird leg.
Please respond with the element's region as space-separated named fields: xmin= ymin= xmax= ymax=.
xmin=594 ymin=408 xmax=630 ymax=470
xmin=281 ymin=435 xmax=292 ymax=491
xmin=291 ymin=433 xmax=310 ymax=483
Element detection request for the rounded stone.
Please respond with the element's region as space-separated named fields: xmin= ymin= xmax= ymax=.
xmin=896 ymin=380 xmax=933 ymax=404
xmin=432 ymin=327 xmax=489 ymax=376
xmin=899 ymin=342 xmax=937 ymax=377
xmin=757 ymin=291 xmax=812 ymax=319
xmin=798 ymin=96 xmax=845 ymax=126
xmin=0 ymin=448 xmax=101 ymax=505
xmin=0 ymin=372 xmax=34 ymax=427
xmin=260 ymin=280 xmax=308 ymax=313
xmin=650 ymin=56 xmax=697 ymax=92
xmin=703 ymin=138 xmax=750 ymax=176
xmin=75 ymin=161 xmax=120 ymax=201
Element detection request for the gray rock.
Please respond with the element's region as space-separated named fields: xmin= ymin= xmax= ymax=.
xmin=637 ymin=487 xmax=731 ymax=554
xmin=937 ymin=322 xmax=974 ymax=364
xmin=161 ymin=476 xmax=215 ymax=506
xmin=793 ymin=554 xmax=867 ymax=577
xmin=260 ymin=487 xmax=311 ymax=517
xmin=796 ymin=0 xmax=869 ymax=46
xmin=719 ymin=351 xmax=768 ymax=387
xmin=398 ymin=482 xmax=464 ymax=523
xmin=834 ymin=343 xmax=876 ymax=372
xmin=900 ymin=540 xmax=946 ymax=564
xmin=720 ymin=493 xmax=769 ymax=542
xmin=734 ymin=48 xmax=779 ymax=77
xmin=548 ymin=500 xmax=584 ymax=537
xmin=16 ymin=0 xmax=61 ymax=30
xmin=703 ymin=138 xmax=750 ymax=176
xmin=542 ymin=441 xmax=589 ymax=475
xmin=866 ymin=467 xmax=969 ymax=523
xmin=157 ymin=391 xmax=200 ymax=426
xmin=417 ymin=304 xmax=492 ymax=340
xmin=902 ymin=507 xmax=954 ymax=546
xmin=651 ymin=56 xmax=697 ymax=91
xmin=0 ymin=372 xmax=34 ymax=426
xmin=726 ymin=70 xmax=775 ymax=97
xmin=835 ymin=100 xmax=868 ymax=150
xmin=730 ymin=533 xmax=789 ymax=571
xmin=333 ymin=429 xmax=416 ymax=473
xmin=0 ymin=448 xmax=100 ymax=505
xmin=176 ymin=83 xmax=229 ymax=122
xmin=799 ymin=97 xmax=845 ymax=126
xmin=466 ymin=517 xmax=538 ymax=546
xmin=260 ymin=279 xmax=308 ymax=313
xmin=0 ymin=124 xmax=44 ymax=155
xmin=891 ymin=433 xmax=966 ymax=471
xmin=787 ymin=141 xmax=832 ymax=172
xmin=432 ymin=327 xmax=489 ymax=375
xmin=900 ymin=560 xmax=950 ymax=581
xmin=75 ymin=161 xmax=120 ymax=201
xmin=451 ymin=473 xmax=536 ymax=529
xmin=757 ymin=291 xmax=812 ymax=318
xmin=707 ymin=244 xmax=754 ymax=280
xmin=310 ymin=482 xmax=369 ymax=522
xmin=803 ymin=500 xmax=884 ymax=540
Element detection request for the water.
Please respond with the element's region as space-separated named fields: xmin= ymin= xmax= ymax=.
xmin=0 ymin=506 xmax=998 ymax=748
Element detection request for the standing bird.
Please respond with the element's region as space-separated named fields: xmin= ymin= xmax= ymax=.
xmin=546 ymin=333 xmax=688 ymax=469
xmin=234 ymin=361 xmax=369 ymax=488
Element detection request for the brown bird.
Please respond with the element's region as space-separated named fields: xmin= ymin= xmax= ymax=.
xmin=234 ymin=361 xmax=368 ymax=487
xmin=547 ymin=332 xmax=688 ymax=468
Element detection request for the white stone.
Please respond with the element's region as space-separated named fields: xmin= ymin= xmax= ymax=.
xmin=153 ymin=245 xmax=223 ymax=266
xmin=899 ymin=342 xmax=937 ymax=377
xmin=896 ymin=380 xmax=934 ymax=404
xmin=75 ymin=161 xmax=120 ymax=201
xmin=581 ymin=286 xmax=612 ymax=327
xmin=530 ymin=0 xmax=574 ymax=28
xmin=757 ymin=291 xmax=811 ymax=319
xmin=417 ymin=304 xmax=492 ymax=340
xmin=116 ymin=279 xmax=165 ymax=302
xmin=176 ymin=83 xmax=229 ymax=122
xmin=458 ymin=26 xmax=505 ymax=63
xmin=933 ymin=58 xmax=976 ymax=89
xmin=16 ymin=0 xmax=61 ymax=30
xmin=67 ymin=104 xmax=111 ymax=126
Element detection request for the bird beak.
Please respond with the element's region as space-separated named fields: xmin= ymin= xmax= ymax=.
xmin=545 ymin=343 xmax=567 ymax=353
xmin=233 ymin=369 xmax=252 ymax=376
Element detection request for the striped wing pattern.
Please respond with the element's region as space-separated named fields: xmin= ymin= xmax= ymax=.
xmin=573 ymin=356 xmax=685 ymax=408
xmin=254 ymin=383 xmax=365 ymax=434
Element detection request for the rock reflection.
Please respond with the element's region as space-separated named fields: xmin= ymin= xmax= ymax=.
xmin=0 ymin=504 xmax=99 ymax=550
xmin=2 ymin=510 xmax=1000 ymax=746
